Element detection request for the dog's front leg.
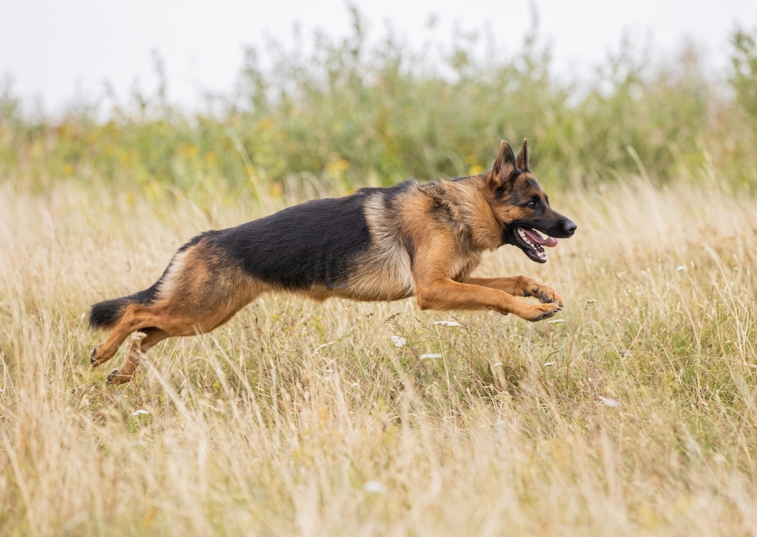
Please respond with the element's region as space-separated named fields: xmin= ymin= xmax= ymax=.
xmin=410 ymin=230 xmax=561 ymax=321
xmin=464 ymin=276 xmax=562 ymax=305
xmin=414 ymin=278 xmax=562 ymax=322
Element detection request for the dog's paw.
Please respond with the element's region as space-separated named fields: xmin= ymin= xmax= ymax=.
xmin=106 ymin=369 xmax=118 ymax=383
xmin=106 ymin=368 xmax=131 ymax=385
xmin=90 ymin=345 xmax=101 ymax=366
xmin=523 ymin=301 xmax=563 ymax=322
xmin=530 ymin=285 xmax=562 ymax=305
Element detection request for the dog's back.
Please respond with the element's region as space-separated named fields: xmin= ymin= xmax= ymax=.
xmin=208 ymin=191 xmax=374 ymax=291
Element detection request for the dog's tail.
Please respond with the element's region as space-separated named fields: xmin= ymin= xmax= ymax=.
xmin=89 ymin=235 xmax=206 ymax=330
xmin=88 ymin=285 xmax=160 ymax=330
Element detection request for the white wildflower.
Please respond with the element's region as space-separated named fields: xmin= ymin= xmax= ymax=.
xmin=599 ymin=397 xmax=621 ymax=408
xmin=391 ymin=336 xmax=407 ymax=348
xmin=433 ymin=320 xmax=461 ymax=327
xmin=363 ymin=481 xmax=387 ymax=493
xmin=131 ymin=409 xmax=149 ymax=416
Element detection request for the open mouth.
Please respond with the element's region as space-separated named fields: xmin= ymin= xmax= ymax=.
xmin=515 ymin=226 xmax=558 ymax=263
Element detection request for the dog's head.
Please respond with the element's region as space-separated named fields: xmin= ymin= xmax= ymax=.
xmin=486 ymin=140 xmax=576 ymax=263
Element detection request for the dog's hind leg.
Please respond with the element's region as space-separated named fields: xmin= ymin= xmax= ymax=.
xmin=91 ymin=288 xmax=256 ymax=372
xmin=90 ymin=303 xmax=168 ymax=367
xmin=106 ymin=328 xmax=169 ymax=385
xmin=91 ymin=239 xmax=267 ymax=382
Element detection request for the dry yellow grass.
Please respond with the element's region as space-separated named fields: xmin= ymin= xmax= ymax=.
xmin=1 ymin=173 xmax=756 ymax=536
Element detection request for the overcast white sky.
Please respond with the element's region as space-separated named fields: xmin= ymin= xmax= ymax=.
xmin=1 ymin=0 xmax=756 ymax=114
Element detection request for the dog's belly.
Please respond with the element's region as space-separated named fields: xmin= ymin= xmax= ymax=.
xmin=343 ymin=273 xmax=415 ymax=301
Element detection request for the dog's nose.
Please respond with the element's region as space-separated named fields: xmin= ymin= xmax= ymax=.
xmin=561 ymin=220 xmax=577 ymax=236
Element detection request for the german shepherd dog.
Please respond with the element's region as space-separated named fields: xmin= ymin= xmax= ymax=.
xmin=89 ymin=140 xmax=576 ymax=384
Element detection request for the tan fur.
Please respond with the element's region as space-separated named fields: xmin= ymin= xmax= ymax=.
xmin=347 ymin=192 xmax=416 ymax=300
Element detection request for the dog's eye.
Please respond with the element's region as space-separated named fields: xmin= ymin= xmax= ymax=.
xmin=528 ymin=200 xmax=538 ymax=208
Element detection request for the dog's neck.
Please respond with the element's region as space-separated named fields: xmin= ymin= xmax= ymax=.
xmin=434 ymin=175 xmax=503 ymax=252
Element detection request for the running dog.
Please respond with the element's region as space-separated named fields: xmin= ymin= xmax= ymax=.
xmin=89 ymin=139 xmax=576 ymax=384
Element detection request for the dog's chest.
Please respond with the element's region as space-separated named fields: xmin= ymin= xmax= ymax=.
xmin=448 ymin=249 xmax=481 ymax=282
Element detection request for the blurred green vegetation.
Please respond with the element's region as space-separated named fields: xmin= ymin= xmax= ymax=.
xmin=1 ymin=11 xmax=757 ymax=200
xmin=731 ymin=27 xmax=757 ymax=124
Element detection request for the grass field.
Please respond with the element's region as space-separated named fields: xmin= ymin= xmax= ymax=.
xmin=1 ymin=170 xmax=756 ymax=535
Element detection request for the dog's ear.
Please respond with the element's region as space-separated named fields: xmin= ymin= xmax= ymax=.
xmin=488 ymin=140 xmax=517 ymax=189
xmin=516 ymin=139 xmax=529 ymax=171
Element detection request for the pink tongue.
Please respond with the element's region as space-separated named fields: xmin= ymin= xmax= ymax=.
xmin=523 ymin=228 xmax=558 ymax=247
